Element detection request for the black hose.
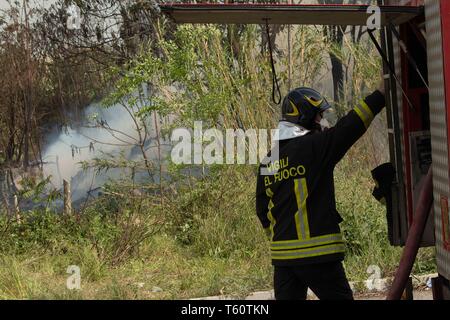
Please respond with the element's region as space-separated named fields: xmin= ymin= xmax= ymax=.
xmin=265 ymin=19 xmax=282 ymax=105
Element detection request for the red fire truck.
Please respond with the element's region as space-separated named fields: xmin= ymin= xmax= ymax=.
xmin=161 ymin=0 xmax=450 ymax=299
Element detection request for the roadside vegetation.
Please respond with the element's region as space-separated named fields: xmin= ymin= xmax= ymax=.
xmin=0 ymin=3 xmax=436 ymax=299
xmin=0 ymin=151 xmax=436 ymax=299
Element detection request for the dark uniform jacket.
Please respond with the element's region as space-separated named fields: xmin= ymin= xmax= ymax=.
xmin=256 ymin=91 xmax=386 ymax=266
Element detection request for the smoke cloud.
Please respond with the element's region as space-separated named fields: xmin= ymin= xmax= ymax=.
xmin=42 ymin=99 xmax=168 ymax=203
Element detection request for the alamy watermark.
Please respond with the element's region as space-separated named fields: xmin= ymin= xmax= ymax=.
xmin=67 ymin=4 xmax=82 ymax=30
xmin=66 ymin=265 xmax=81 ymax=290
xmin=170 ymin=121 xmax=279 ymax=175
xmin=367 ymin=5 xmax=381 ymax=30
xmin=366 ymin=264 xmax=383 ymax=291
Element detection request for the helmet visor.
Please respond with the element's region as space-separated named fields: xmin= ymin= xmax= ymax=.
xmin=321 ymin=107 xmax=338 ymax=128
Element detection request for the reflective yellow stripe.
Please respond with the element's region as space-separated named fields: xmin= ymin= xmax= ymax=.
xmin=271 ymin=233 xmax=343 ymax=250
xmin=293 ymin=180 xmax=303 ymax=239
xmin=286 ymin=100 xmax=300 ymax=116
xmin=271 ymin=233 xmax=343 ymax=244
xmin=267 ymin=200 xmax=275 ymax=240
xmin=304 ymin=95 xmax=323 ymax=107
xmin=354 ymin=100 xmax=374 ymax=129
xmin=272 ymin=243 xmax=345 ymax=256
xmin=271 ymin=243 xmax=345 ymax=260
xmin=300 ymin=178 xmax=310 ymax=238
xmin=266 ymin=187 xmax=276 ymax=241
xmin=294 ymin=178 xmax=310 ymax=239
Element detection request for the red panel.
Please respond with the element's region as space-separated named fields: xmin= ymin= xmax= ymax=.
xmin=399 ymin=20 xmax=428 ymax=225
xmin=399 ymin=32 xmax=413 ymax=225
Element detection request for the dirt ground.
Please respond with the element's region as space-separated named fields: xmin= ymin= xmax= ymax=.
xmin=241 ymin=288 xmax=434 ymax=300
xmin=354 ymin=289 xmax=433 ymax=300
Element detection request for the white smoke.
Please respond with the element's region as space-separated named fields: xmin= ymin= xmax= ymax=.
xmin=42 ymin=98 xmax=168 ymax=203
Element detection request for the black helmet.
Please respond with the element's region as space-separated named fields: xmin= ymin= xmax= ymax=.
xmin=281 ymin=87 xmax=332 ymax=130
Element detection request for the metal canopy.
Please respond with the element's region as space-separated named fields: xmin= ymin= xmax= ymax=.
xmin=160 ymin=4 xmax=423 ymax=26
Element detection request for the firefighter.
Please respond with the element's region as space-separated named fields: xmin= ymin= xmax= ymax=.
xmin=256 ymin=85 xmax=385 ymax=300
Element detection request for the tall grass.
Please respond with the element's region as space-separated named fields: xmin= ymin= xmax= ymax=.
xmin=0 ymin=150 xmax=435 ymax=299
xmin=0 ymin=24 xmax=436 ymax=299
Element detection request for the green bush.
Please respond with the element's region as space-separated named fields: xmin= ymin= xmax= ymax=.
xmin=0 ymin=23 xmax=437 ymax=299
